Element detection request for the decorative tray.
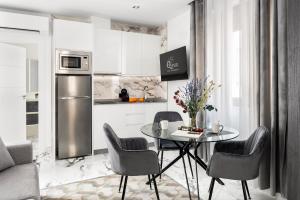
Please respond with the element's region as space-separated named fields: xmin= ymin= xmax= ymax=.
xmin=171 ymin=126 xmax=204 ymax=138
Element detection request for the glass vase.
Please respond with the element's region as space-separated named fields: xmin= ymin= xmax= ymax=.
xmin=196 ymin=110 xmax=206 ymax=128
xmin=189 ymin=115 xmax=197 ymax=128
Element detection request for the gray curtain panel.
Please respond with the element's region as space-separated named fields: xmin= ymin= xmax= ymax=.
xmin=287 ymin=0 xmax=300 ymax=199
xmin=190 ymin=0 xmax=205 ymax=80
xmin=255 ymin=0 xmax=287 ymax=196
xmin=190 ymin=0 xmax=210 ymax=162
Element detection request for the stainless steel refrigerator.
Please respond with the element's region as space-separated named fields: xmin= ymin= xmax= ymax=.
xmin=56 ymin=75 xmax=92 ymax=159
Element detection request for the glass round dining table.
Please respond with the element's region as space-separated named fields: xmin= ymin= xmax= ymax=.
xmin=140 ymin=121 xmax=239 ymax=200
xmin=141 ymin=121 xmax=239 ymax=143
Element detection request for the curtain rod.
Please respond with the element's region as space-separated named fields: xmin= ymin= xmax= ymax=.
xmin=189 ymin=0 xmax=203 ymax=6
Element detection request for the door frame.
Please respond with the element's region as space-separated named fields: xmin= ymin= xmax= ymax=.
xmin=0 ymin=28 xmax=52 ymax=158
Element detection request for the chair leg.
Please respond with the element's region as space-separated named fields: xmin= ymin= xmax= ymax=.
xmin=148 ymin=175 xmax=152 ymax=190
xmin=244 ymin=180 xmax=251 ymax=199
xmin=241 ymin=181 xmax=247 ymax=200
xmin=208 ymin=178 xmax=215 ymax=200
xmin=160 ymin=150 xmax=164 ymax=179
xmin=208 ymin=177 xmax=214 ymax=193
xmin=187 ymin=153 xmax=194 ymax=178
xmin=119 ymin=175 xmax=124 ymax=193
xmin=152 ymin=174 xmax=160 ymax=200
xmin=121 ymin=176 xmax=128 ymax=200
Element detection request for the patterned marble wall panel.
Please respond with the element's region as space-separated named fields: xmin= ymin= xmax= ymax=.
xmin=111 ymin=20 xmax=160 ymax=35
xmin=111 ymin=21 xmax=168 ymax=52
xmin=94 ymin=76 xmax=167 ymax=100
xmin=159 ymin=23 xmax=168 ymax=52
xmin=94 ymin=76 xmax=120 ymax=99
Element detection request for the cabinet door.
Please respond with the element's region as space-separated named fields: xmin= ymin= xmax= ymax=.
xmin=122 ymin=32 xmax=142 ymax=75
xmin=94 ymin=29 xmax=122 ymax=74
xmin=93 ymin=105 xmax=125 ymax=150
xmin=124 ymin=104 xmax=146 ymax=138
xmin=141 ymin=34 xmax=161 ymax=76
xmin=93 ymin=103 xmax=168 ymax=150
xmin=53 ymin=19 xmax=93 ymax=51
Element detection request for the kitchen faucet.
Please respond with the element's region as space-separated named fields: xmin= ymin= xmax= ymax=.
xmin=143 ymin=86 xmax=149 ymax=100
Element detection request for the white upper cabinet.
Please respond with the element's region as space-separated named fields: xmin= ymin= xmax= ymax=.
xmin=122 ymin=32 xmax=142 ymax=75
xmin=141 ymin=34 xmax=161 ymax=76
xmin=93 ymin=29 xmax=122 ymax=74
xmin=53 ymin=19 xmax=93 ymax=51
xmin=122 ymin=32 xmax=161 ymax=76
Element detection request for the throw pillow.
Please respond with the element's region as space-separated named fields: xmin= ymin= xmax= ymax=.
xmin=0 ymin=137 xmax=15 ymax=171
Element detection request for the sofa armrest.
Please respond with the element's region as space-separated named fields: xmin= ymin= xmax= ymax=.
xmin=7 ymin=142 xmax=33 ymax=165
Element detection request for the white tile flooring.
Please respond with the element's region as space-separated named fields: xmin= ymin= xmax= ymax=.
xmin=39 ymin=150 xmax=286 ymax=200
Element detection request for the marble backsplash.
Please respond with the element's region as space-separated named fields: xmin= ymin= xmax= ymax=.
xmin=94 ymin=75 xmax=167 ymax=100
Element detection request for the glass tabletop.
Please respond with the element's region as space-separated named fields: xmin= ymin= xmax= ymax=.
xmin=140 ymin=121 xmax=239 ymax=143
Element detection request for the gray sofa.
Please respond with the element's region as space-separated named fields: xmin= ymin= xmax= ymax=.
xmin=0 ymin=142 xmax=40 ymax=200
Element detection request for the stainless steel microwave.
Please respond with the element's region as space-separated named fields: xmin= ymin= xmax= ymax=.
xmin=56 ymin=49 xmax=92 ymax=74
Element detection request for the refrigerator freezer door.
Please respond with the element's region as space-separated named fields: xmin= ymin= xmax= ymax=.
xmin=57 ymin=75 xmax=91 ymax=97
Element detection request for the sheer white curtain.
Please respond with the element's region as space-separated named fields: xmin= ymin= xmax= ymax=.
xmin=206 ymin=0 xmax=257 ymax=139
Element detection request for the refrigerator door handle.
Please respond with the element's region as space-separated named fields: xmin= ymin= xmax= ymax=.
xmin=59 ymin=96 xmax=91 ymax=100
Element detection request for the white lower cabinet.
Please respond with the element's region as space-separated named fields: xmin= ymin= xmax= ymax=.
xmin=93 ymin=103 xmax=167 ymax=150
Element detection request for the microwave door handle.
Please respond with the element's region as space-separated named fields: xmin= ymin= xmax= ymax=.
xmin=59 ymin=96 xmax=91 ymax=100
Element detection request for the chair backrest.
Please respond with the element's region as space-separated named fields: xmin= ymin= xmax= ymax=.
xmin=103 ymin=123 xmax=123 ymax=173
xmin=153 ymin=111 xmax=183 ymax=123
xmin=244 ymin=126 xmax=269 ymax=156
xmin=153 ymin=111 xmax=183 ymax=149
xmin=103 ymin=123 xmax=122 ymax=151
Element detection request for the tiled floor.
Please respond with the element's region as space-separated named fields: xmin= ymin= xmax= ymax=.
xmin=39 ymin=154 xmax=113 ymax=189
xmin=39 ymin=150 xmax=285 ymax=200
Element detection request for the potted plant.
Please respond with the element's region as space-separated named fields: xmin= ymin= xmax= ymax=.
xmin=173 ymin=78 xmax=220 ymax=128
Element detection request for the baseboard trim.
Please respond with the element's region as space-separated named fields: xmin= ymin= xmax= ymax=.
xmin=94 ymin=149 xmax=108 ymax=155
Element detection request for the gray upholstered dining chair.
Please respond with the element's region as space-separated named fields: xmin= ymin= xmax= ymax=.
xmin=103 ymin=123 xmax=160 ymax=200
xmin=153 ymin=111 xmax=194 ymax=179
xmin=206 ymin=126 xmax=269 ymax=200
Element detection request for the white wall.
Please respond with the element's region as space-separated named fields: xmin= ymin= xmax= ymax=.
xmin=167 ymin=9 xmax=191 ymax=123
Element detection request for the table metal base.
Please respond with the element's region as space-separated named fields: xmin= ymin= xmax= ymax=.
xmin=147 ymin=140 xmax=224 ymax=200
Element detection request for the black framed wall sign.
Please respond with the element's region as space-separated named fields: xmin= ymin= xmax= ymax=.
xmin=160 ymin=46 xmax=188 ymax=81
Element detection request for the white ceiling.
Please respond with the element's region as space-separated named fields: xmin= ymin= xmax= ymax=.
xmin=0 ymin=0 xmax=193 ymax=25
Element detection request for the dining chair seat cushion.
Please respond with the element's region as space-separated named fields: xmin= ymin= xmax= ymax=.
xmin=0 ymin=138 xmax=15 ymax=172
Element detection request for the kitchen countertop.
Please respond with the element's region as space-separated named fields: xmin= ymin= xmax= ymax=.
xmin=94 ymin=98 xmax=168 ymax=105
